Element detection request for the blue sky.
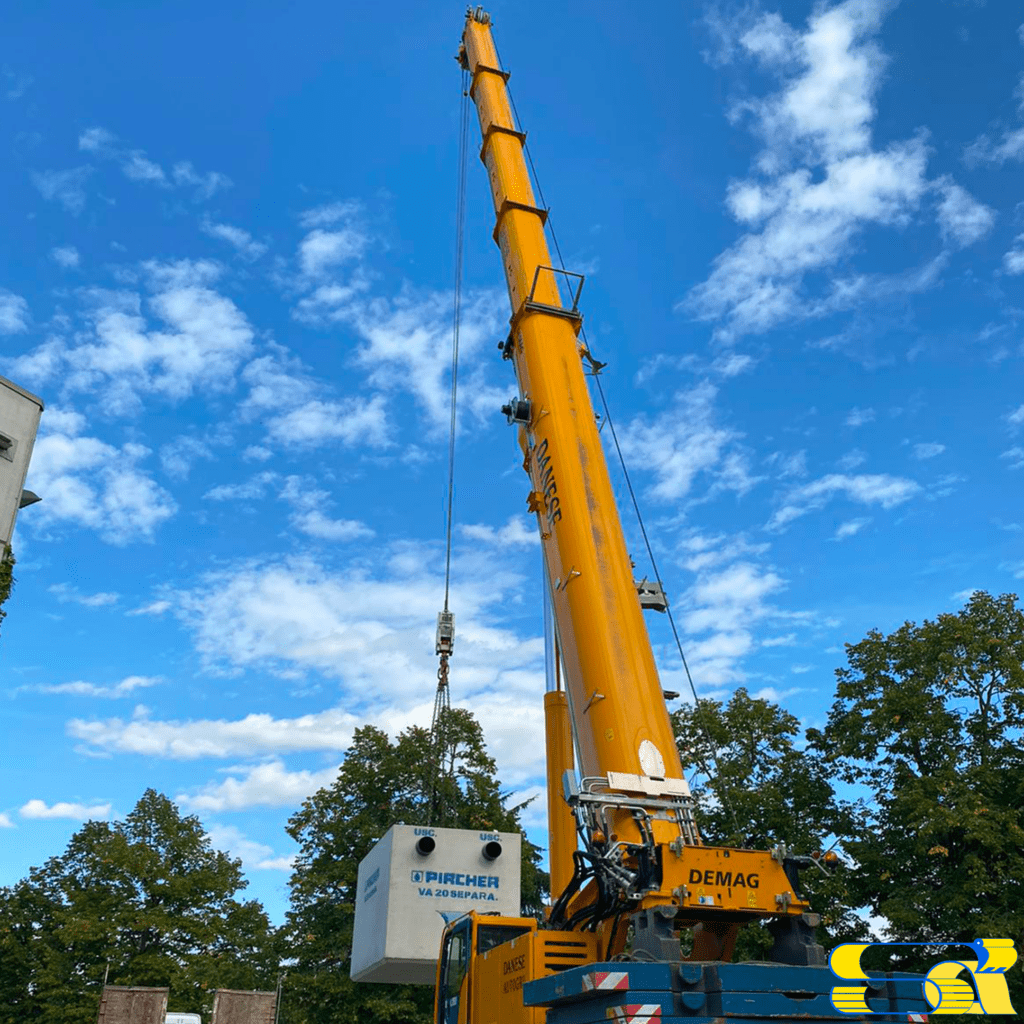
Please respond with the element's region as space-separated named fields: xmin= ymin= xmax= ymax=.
xmin=2 ymin=0 xmax=1023 ymax=926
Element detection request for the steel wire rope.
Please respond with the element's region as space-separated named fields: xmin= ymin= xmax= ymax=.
xmin=443 ymin=66 xmax=471 ymax=615
xmin=429 ymin=68 xmax=472 ymax=827
xmin=495 ymin=47 xmax=749 ymax=843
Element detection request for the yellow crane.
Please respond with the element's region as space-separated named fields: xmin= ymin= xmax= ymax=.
xmin=431 ymin=9 xmax=932 ymax=1023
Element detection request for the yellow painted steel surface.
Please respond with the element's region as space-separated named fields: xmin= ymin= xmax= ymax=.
xmin=462 ymin=13 xmax=682 ymax=797
xmin=658 ymin=846 xmax=811 ymax=919
xmin=433 ymin=913 xmax=600 ymax=1024
xmin=543 ymin=690 xmax=576 ymax=900
xmin=460 ymin=10 xmax=809 ymax=927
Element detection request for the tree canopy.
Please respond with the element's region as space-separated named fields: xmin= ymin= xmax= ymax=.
xmin=0 ymin=790 xmax=278 ymax=1024
xmin=0 ymin=545 xmax=14 ymax=640
xmin=279 ymin=707 xmax=547 ymax=1024
xmin=671 ymin=687 xmax=863 ymax=958
xmin=6 ymin=593 xmax=1021 ymax=1021
xmin=808 ymin=591 xmax=1024 ymax=1015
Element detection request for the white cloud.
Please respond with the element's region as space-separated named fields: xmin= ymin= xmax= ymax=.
xmin=0 ymin=812 xmax=13 ymax=828
xmin=344 ymin=289 xmax=504 ymax=425
xmin=122 ymin=151 xmax=167 ymax=184
xmin=768 ymin=472 xmax=920 ymax=531
xmin=834 ymin=517 xmax=871 ymax=539
xmin=279 ymin=475 xmax=374 ymax=542
xmin=25 ymin=675 xmax=160 ymax=698
xmin=160 ymin=548 xmax=535 ymax=686
xmin=789 ymin=664 xmax=814 ymax=675
xmin=0 ymin=290 xmax=29 ymax=333
xmin=8 ymin=260 xmax=255 ymax=409
xmin=160 ymin=435 xmax=213 ymax=480
xmin=1008 ymin=405 xmax=1024 ymax=427
xmin=171 ymin=161 xmax=232 ymax=200
xmin=240 ymin=354 xmax=391 ymax=450
xmin=684 ymin=1 xmax=959 ymax=339
xmin=1003 ymin=234 xmax=1024 ymax=275
xmin=242 ymin=445 xmax=272 ymax=462
xmin=1001 ymin=447 xmax=1024 ymax=470
xmin=276 ymin=395 xmax=390 ymax=448
xmin=51 ymin=245 xmax=81 ymax=268
xmin=177 ymin=759 xmax=339 ymax=811
xmin=78 ymin=127 xmax=117 ymax=152
xmin=761 ymin=633 xmax=796 ymax=647
xmin=739 ymin=12 xmax=800 ymax=69
xmin=462 ymin=516 xmax=538 ymax=548
xmin=845 ymin=407 xmax=875 ymax=427
xmin=934 ymin=180 xmax=995 ymax=247
xmin=206 ymin=824 xmax=295 ymax=872
xmin=712 ymin=352 xmax=755 ymax=376
xmin=202 ymin=219 xmax=268 ymax=261
xmin=68 ymin=544 xmax=552 ymax=790
xmin=964 ymin=127 xmax=1024 ymax=167
xmin=286 ymin=206 xmax=373 ymax=322
xmin=677 ymin=530 xmax=769 ymax=573
xmin=912 ymin=442 xmax=945 ymax=460
xmin=284 ymin=209 xmax=504 ymax=436
xmin=299 ymin=201 xmax=360 ymax=229
xmin=687 ymin=562 xmax=785 ymax=628
xmin=26 ymin=429 xmax=176 ymax=545
xmin=963 ymin=30 xmax=1024 ymax=164
xmin=688 ymin=139 xmax=930 ymax=338
xmin=76 ymin=128 xmax=228 ymax=199
xmin=204 ymin=471 xmax=277 ymax=502
xmin=743 ymin=0 xmax=888 ymax=162
xmin=42 ymin=408 xmax=86 ymax=434
xmin=49 ymin=583 xmax=119 ymax=607
xmin=32 ymin=167 xmax=92 ymax=214
xmin=620 ymin=381 xmax=758 ymax=501
xmin=674 ymin=558 xmax=787 ymax=686
xmin=126 ymin=599 xmax=172 ymax=616
xmin=298 ymin=227 xmax=366 ymax=279
xmin=752 ymin=685 xmax=803 ymax=701
xmin=20 ymin=799 xmax=111 ymax=821
xmin=765 ymin=450 xmax=807 ymax=479
xmin=69 ymin=705 xmax=363 ymax=759
xmin=837 ymin=448 xmax=867 ymax=470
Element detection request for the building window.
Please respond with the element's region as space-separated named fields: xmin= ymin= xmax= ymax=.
xmin=0 ymin=433 xmax=15 ymax=463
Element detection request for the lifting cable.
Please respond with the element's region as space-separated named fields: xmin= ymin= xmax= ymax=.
xmin=429 ymin=66 xmax=472 ymax=823
xmin=495 ymin=47 xmax=748 ymax=843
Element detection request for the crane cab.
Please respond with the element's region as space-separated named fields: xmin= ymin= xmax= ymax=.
xmin=434 ymin=912 xmax=598 ymax=1024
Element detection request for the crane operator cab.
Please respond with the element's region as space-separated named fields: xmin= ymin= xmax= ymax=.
xmin=434 ymin=912 xmax=601 ymax=1024
xmin=437 ymin=915 xmax=531 ymax=1024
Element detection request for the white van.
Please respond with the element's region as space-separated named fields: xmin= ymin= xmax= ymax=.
xmin=165 ymin=1015 xmax=201 ymax=1024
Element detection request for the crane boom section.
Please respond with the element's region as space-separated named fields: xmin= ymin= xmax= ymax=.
xmin=461 ymin=15 xmax=683 ymax=794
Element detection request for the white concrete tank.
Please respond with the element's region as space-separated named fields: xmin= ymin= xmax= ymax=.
xmin=350 ymin=824 xmax=522 ymax=985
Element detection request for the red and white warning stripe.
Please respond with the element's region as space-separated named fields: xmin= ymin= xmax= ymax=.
xmin=606 ymin=1005 xmax=661 ymax=1023
xmin=582 ymin=971 xmax=630 ymax=992
xmin=907 ymin=1015 xmax=928 ymax=1023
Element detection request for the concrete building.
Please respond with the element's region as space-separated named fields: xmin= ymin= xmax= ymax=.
xmin=0 ymin=374 xmax=44 ymax=551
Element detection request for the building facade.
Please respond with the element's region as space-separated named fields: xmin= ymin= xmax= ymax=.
xmin=0 ymin=374 xmax=44 ymax=551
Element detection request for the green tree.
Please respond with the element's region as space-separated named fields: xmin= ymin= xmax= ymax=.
xmin=671 ymin=687 xmax=862 ymax=959
xmin=0 ymin=545 xmax=14 ymax=639
xmin=809 ymin=591 xmax=1024 ymax=1017
xmin=0 ymin=790 xmax=278 ymax=1024
xmin=280 ymin=708 xmax=547 ymax=1024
